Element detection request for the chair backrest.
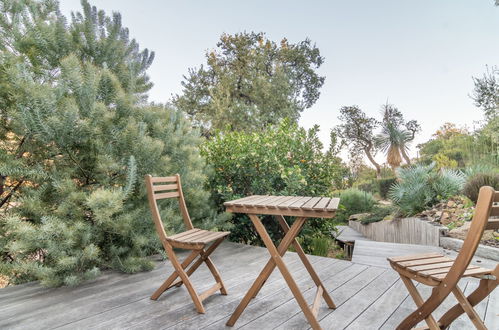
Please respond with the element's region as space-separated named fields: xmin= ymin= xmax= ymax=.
xmin=145 ymin=174 xmax=194 ymax=247
xmin=443 ymin=186 xmax=497 ymax=286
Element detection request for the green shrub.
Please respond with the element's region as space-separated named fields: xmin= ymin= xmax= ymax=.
xmin=335 ymin=188 xmax=376 ymax=221
xmin=463 ymin=173 xmax=499 ymax=203
xmin=389 ymin=163 xmax=466 ymax=215
xmin=201 ymin=120 xmax=347 ymax=249
xmin=378 ymin=177 xmax=397 ymax=199
xmin=355 ymin=180 xmax=378 ymax=195
xmin=359 ymin=206 xmax=395 ymax=224
xmin=0 ymin=2 xmax=225 ymax=287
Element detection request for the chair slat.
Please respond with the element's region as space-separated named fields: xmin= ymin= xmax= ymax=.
xmin=399 ymin=256 xmax=452 ymax=267
xmin=431 ymin=267 xmax=492 ymax=280
xmin=420 ymin=265 xmax=480 ymax=277
xmin=150 ymin=176 xmax=178 ymax=183
xmin=494 ymin=192 xmax=499 ymax=202
xmin=389 ymin=252 xmax=442 ymax=263
xmin=486 ymin=218 xmax=499 ymax=230
xmin=153 ymin=184 xmax=178 ymax=192
xmin=169 ymin=229 xmax=202 ymax=240
xmin=154 ymin=191 xmax=180 ymax=199
xmin=489 ymin=206 xmax=499 ymax=216
xmin=410 ymin=261 xmax=455 ymax=272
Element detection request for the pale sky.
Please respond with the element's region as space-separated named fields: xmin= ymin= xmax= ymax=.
xmin=60 ymin=0 xmax=499 ymax=163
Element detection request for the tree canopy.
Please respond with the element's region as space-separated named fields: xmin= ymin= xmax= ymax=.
xmin=173 ymin=32 xmax=325 ymax=135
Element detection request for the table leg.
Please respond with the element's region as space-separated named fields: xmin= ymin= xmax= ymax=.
xmin=275 ymin=215 xmax=336 ymax=309
xmin=227 ymin=214 xmax=322 ymax=330
xmin=226 ymin=215 xmax=306 ymax=327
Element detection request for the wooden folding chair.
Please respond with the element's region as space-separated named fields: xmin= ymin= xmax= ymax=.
xmin=388 ymin=186 xmax=499 ymax=330
xmin=145 ymin=174 xmax=230 ymax=313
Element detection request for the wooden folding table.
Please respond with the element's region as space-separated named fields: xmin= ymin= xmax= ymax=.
xmin=224 ymin=195 xmax=340 ymax=330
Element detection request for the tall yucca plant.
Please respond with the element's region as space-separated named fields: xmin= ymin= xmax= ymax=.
xmin=389 ymin=163 xmax=466 ymax=215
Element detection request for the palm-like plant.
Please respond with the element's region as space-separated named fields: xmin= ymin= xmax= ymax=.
xmin=375 ymin=122 xmax=412 ymax=171
xmin=375 ymin=104 xmax=417 ymax=170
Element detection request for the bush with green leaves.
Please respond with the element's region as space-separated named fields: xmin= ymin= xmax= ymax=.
xmin=378 ymin=177 xmax=397 ymax=199
xmin=335 ymin=188 xmax=376 ymax=221
xmin=463 ymin=173 xmax=499 ymax=203
xmin=201 ymin=120 xmax=347 ymax=249
xmin=389 ymin=163 xmax=466 ymax=215
xmin=0 ymin=1 xmax=224 ymax=287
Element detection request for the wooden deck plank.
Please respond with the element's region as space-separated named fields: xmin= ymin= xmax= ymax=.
xmin=345 ymin=279 xmax=411 ymax=330
xmin=241 ymin=263 xmax=366 ymax=330
xmin=317 ymin=270 xmax=399 ymax=329
xmin=352 ymin=240 xmax=443 ymax=269
xmin=0 ymin=241 xmax=496 ymax=330
xmin=0 ymin=243 xmax=249 ymax=329
xmin=274 ymin=265 xmax=385 ymax=329
xmin=58 ymin=246 xmax=308 ymax=330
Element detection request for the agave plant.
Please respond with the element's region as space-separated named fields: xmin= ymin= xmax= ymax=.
xmin=389 ymin=163 xmax=466 ymax=215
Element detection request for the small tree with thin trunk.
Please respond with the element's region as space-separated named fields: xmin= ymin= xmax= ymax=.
xmin=334 ymin=106 xmax=382 ymax=178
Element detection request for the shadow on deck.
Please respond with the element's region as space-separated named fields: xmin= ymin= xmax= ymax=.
xmin=1 ymin=242 xmax=497 ymax=329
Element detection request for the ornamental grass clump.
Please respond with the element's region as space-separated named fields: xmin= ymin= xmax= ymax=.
xmin=389 ymin=163 xmax=466 ymax=215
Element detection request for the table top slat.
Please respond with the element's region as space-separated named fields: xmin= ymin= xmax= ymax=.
xmin=231 ymin=195 xmax=267 ymax=206
xmin=265 ymin=196 xmax=294 ymax=208
xmin=223 ymin=195 xmax=259 ymax=206
xmin=275 ymin=196 xmax=304 ymax=208
xmin=312 ymin=197 xmax=330 ymax=211
xmin=326 ymin=198 xmax=340 ymax=211
xmin=252 ymin=196 xmax=284 ymax=208
xmin=289 ymin=196 xmax=313 ymax=209
xmin=301 ymin=197 xmax=322 ymax=210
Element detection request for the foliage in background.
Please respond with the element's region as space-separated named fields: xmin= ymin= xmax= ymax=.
xmin=335 ymin=188 xmax=376 ymax=222
xmin=173 ymin=32 xmax=325 ymax=135
xmin=378 ymin=177 xmax=397 ymax=199
xmin=0 ymin=0 xmax=224 ymax=287
xmin=201 ymin=120 xmax=347 ymax=251
xmin=389 ymin=163 xmax=466 ymax=215
xmin=463 ymin=173 xmax=499 ymax=203
xmin=359 ymin=206 xmax=395 ymax=225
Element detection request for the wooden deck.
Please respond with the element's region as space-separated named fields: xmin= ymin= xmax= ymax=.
xmin=1 ymin=242 xmax=497 ymax=329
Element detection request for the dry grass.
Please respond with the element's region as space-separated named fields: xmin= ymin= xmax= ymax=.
xmin=0 ymin=275 xmax=9 ymax=288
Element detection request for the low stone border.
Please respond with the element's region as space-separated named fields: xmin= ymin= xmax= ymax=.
xmin=440 ymin=237 xmax=499 ymax=261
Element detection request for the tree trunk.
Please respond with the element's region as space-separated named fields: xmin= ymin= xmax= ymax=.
xmin=400 ymin=147 xmax=411 ymax=165
xmin=364 ymin=147 xmax=382 ymax=178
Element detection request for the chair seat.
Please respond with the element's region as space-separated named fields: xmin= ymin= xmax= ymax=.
xmin=388 ymin=252 xmax=493 ymax=283
xmin=167 ymin=228 xmax=230 ymax=249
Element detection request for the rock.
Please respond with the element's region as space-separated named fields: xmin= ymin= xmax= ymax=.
xmin=440 ymin=212 xmax=453 ymax=225
xmin=447 ymin=200 xmax=456 ymax=208
xmin=348 ymin=213 xmax=370 ymax=221
xmin=449 ymin=221 xmax=471 ymax=240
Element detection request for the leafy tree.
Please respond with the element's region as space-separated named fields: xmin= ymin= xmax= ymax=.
xmin=0 ymin=0 xmax=222 ymax=287
xmin=472 ymin=66 xmax=498 ymax=120
xmin=334 ymin=106 xmax=382 ymax=177
xmin=174 ymin=32 xmax=325 ymax=135
xmin=201 ymin=120 xmax=347 ymax=251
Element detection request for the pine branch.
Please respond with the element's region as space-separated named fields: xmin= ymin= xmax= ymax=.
xmin=0 ymin=179 xmax=23 ymax=209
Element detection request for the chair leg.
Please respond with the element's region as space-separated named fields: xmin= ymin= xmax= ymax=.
xmin=164 ymin=244 xmax=205 ymax=314
xmin=451 ymin=286 xmax=486 ymax=330
xmin=399 ymin=275 xmax=440 ymax=330
xmin=151 ymin=249 xmax=201 ymax=300
xmin=438 ymin=267 xmax=498 ymax=328
xmin=201 ymin=238 xmax=228 ymax=295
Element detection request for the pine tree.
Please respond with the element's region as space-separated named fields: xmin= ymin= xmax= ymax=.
xmin=0 ymin=0 xmax=224 ymax=287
